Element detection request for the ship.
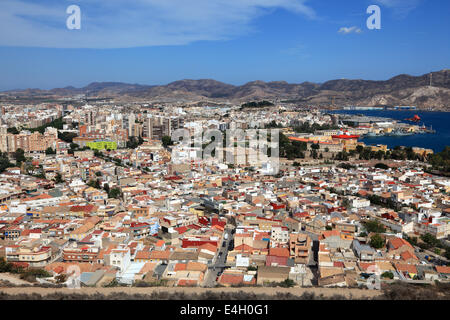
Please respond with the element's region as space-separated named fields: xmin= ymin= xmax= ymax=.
xmin=365 ymin=132 xmax=379 ymax=138
xmin=405 ymin=115 xmax=421 ymax=122
xmin=332 ymin=131 xmax=360 ymax=140
xmin=418 ymin=124 xmax=436 ymax=134
xmin=391 ymin=129 xmax=413 ymax=136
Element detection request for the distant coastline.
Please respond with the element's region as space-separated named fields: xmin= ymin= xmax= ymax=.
xmin=331 ymin=110 xmax=450 ymax=153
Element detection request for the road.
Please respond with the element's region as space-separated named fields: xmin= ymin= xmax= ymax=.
xmin=203 ymin=226 xmax=234 ymax=287
xmin=414 ymin=246 xmax=449 ymax=266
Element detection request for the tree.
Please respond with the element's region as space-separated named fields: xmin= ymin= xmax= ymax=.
xmin=428 ymin=146 xmax=450 ymax=173
xmin=359 ymin=232 xmax=368 ymax=237
xmin=404 ymin=235 xmax=418 ymax=246
xmin=14 ymin=148 xmax=26 ymax=164
xmin=335 ymin=151 xmax=349 ymax=161
xmin=94 ymin=150 xmax=102 ymax=158
xmin=55 ymin=274 xmax=67 ymax=284
xmin=293 ymin=122 xmax=339 ymax=134
xmin=127 ymin=136 xmax=143 ymax=149
xmin=240 ymin=101 xmax=274 ymax=109
xmin=0 ymin=152 xmax=14 ymax=173
xmin=162 ymin=136 xmax=173 ymax=148
xmin=363 ymin=220 xmax=386 ymax=234
xmin=376 ymin=150 xmax=386 ymax=160
xmin=45 ymin=147 xmax=56 ymax=155
xmin=375 ymin=163 xmax=389 ymax=170
xmin=7 ymin=127 xmax=19 ymax=134
xmin=445 ymin=249 xmax=450 ymax=260
xmin=369 ymin=234 xmax=385 ymax=249
xmin=58 ymin=132 xmax=78 ymax=143
xmin=266 ymin=120 xmax=283 ymax=129
xmin=421 ymin=233 xmax=440 ymax=247
xmin=381 ymin=271 xmax=394 ymax=279
xmin=70 ymin=143 xmax=79 ymax=150
xmin=24 ymin=117 xmax=64 ymax=134
xmin=87 ymin=179 xmax=100 ymax=189
xmin=278 ymin=279 xmax=295 ymax=288
xmin=54 ymin=173 xmax=64 ymax=184
xmin=108 ymin=187 xmax=121 ymax=199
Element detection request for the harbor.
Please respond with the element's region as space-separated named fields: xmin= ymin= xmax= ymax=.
xmin=331 ymin=110 xmax=448 ymax=152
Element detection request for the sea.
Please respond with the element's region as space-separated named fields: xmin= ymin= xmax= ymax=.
xmin=330 ymin=110 xmax=450 ymax=153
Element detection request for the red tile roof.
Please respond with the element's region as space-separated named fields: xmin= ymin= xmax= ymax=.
xmin=389 ymin=237 xmax=413 ymax=250
xmin=174 ymin=263 xmax=187 ymax=271
xmin=269 ymin=247 xmax=290 ymax=258
xmin=436 ymin=266 xmax=450 ymax=274
xmin=400 ymin=251 xmax=418 ymax=262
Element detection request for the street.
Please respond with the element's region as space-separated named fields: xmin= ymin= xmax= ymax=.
xmin=203 ymin=226 xmax=234 ymax=287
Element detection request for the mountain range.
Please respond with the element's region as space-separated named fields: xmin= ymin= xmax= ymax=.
xmin=3 ymin=69 xmax=450 ymax=110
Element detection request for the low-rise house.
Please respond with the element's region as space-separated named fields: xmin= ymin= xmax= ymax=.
xmin=6 ymin=244 xmax=52 ymax=267
xmin=266 ymin=247 xmax=290 ymax=267
xmin=435 ymin=266 xmax=450 ymax=280
xmin=319 ymin=230 xmax=352 ymax=249
xmin=256 ymin=265 xmax=291 ymax=285
xmin=80 ymin=269 xmax=106 ymax=287
xmin=63 ymin=245 xmax=99 ymax=264
xmin=417 ymin=265 xmax=439 ymax=281
xmin=148 ymin=250 xmax=171 ymax=264
xmin=217 ymin=269 xmax=257 ymax=287
xmin=394 ymin=263 xmax=418 ymax=279
xmin=387 ymin=237 xmax=415 ymax=259
xmin=352 ymin=240 xmax=376 ymax=262
xmin=289 ymin=233 xmax=311 ymax=264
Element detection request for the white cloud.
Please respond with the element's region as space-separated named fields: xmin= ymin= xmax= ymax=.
xmin=0 ymin=0 xmax=316 ymax=48
xmin=338 ymin=26 xmax=362 ymax=34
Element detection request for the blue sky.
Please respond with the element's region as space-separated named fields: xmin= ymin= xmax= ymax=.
xmin=0 ymin=0 xmax=448 ymax=90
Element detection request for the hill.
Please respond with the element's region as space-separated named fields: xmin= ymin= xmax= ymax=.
xmin=3 ymin=70 xmax=450 ymax=110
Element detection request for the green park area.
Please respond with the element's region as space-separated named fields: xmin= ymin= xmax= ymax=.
xmin=86 ymin=141 xmax=117 ymax=150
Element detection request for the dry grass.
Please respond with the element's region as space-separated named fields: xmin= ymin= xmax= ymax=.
xmin=0 ymin=286 xmax=381 ymax=300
